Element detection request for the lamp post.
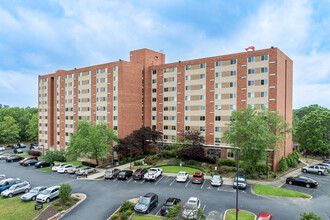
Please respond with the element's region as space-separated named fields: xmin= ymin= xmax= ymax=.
xmin=235 ymin=148 xmax=240 ymax=220
xmin=41 ymin=145 xmax=45 ymax=161
xmin=128 ymin=148 xmax=132 ymax=169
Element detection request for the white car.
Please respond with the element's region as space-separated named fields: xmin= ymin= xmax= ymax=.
xmin=0 ymin=154 xmax=11 ymax=160
xmin=36 ymin=186 xmax=60 ymax=203
xmin=67 ymin=166 xmax=83 ymax=174
xmin=57 ymin=164 xmax=74 ymax=173
xmin=0 ymin=146 xmax=5 ymax=151
xmin=182 ymin=197 xmax=201 ymax=219
xmin=144 ymin=168 xmax=162 ymax=181
xmin=211 ymin=175 xmax=223 ymax=187
xmin=176 ymin=172 xmax=189 ymax=182
xmin=51 ymin=164 xmax=66 ymax=172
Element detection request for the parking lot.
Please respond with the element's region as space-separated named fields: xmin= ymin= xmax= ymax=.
xmin=1 ymin=157 xmax=330 ymax=220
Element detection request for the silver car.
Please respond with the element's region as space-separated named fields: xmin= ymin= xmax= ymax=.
xmin=1 ymin=181 xmax=31 ymax=198
xmin=302 ymin=165 xmax=328 ymax=175
xmin=36 ymin=186 xmax=60 ymax=203
xmin=21 ymin=186 xmax=47 ymax=201
xmin=211 ymin=175 xmax=223 ymax=187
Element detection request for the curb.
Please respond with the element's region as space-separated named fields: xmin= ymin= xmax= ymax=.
xmin=251 ymin=184 xmax=313 ymax=200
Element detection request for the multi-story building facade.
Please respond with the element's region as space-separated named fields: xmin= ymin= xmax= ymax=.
xmin=39 ymin=47 xmax=292 ymax=170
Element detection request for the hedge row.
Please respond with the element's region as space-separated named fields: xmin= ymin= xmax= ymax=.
xmin=27 ymin=150 xmax=41 ymax=157
xmin=279 ymin=151 xmax=300 ymax=172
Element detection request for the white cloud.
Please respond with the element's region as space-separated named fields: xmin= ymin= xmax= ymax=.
xmin=294 ymin=83 xmax=330 ymax=109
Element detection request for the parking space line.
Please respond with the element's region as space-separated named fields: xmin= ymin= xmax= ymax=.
xmin=201 ymin=181 xmax=206 ymax=189
xmin=202 ymin=205 xmax=206 ymax=211
xmin=140 ymin=180 xmax=145 ymax=184
xmin=155 ymin=176 xmax=165 ymax=185
xmin=113 ymin=179 xmax=117 ymax=182
xmin=185 ymin=178 xmax=192 ymax=187
xmin=170 ymin=178 xmax=176 ymax=186
xmin=127 ymin=177 xmax=133 ymax=183
xmin=217 ymin=186 xmax=220 ymax=191
xmin=155 ymin=208 xmax=161 ymax=216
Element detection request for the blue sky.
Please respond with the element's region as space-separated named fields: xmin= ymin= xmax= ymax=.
xmin=0 ymin=0 xmax=329 ymax=109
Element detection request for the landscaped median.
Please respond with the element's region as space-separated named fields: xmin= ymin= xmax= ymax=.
xmin=254 ymin=184 xmax=311 ymax=198
xmin=130 ymin=215 xmax=164 ymax=220
xmin=224 ymin=209 xmax=255 ymax=220
xmin=155 ymin=165 xmax=204 ymax=175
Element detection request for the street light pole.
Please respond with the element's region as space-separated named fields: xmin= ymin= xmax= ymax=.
xmin=128 ymin=148 xmax=132 ymax=169
xmin=236 ymin=148 xmax=240 ymax=220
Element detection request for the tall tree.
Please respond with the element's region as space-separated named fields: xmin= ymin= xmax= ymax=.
xmin=222 ymin=107 xmax=290 ymax=174
xmin=0 ymin=116 xmax=21 ymax=143
xmin=66 ymin=120 xmax=118 ymax=165
xmin=296 ymin=109 xmax=330 ymax=157
xmin=26 ymin=114 xmax=38 ymax=142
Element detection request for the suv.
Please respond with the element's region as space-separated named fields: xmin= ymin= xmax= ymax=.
xmin=104 ymin=168 xmax=121 ymax=179
xmin=233 ymin=173 xmax=247 ymax=190
xmin=192 ymin=172 xmax=204 ymax=184
xmin=36 ymin=186 xmax=60 ymax=203
xmin=302 ymin=165 xmax=327 ymax=175
xmin=182 ymin=197 xmax=201 ymax=219
xmin=0 ymin=178 xmax=23 ymax=193
xmin=134 ymin=193 xmax=158 ymax=214
xmin=133 ymin=169 xmax=148 ymax=180
xmin=1 ymin=182 xmax=31 ymax=198
xmin=19 ymin=156 xmax=38 ymax=165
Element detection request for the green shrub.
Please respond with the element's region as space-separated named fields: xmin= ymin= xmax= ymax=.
xmin=74 ymin=197 xmax=79 ymax=201
xmin=58 ymin=207 xmax=63 ymax=211
xmin=65 ymin=201 xmax=71 ymax=206
xmin=53 ymin=201 xmax=60 ymax=206
xmin=59 ymin=184 xmax=72 ymax=203
xmin=145 ymin=149 xmax=156 ymax=155
xmin=112 ymin=214 xmax=118 ymax=219
xmin=279 ymin=158 xmax=288 ymax=171
xmin=286 ymin=156 xmax=292 ymax=167
xmin=272 ymin=173 xmax=277 ymax=178
xmin=121 ymin=212 xmax=128 ymax=220
xmin=166 ymin=204 xmax=181 ymax=218
xmin=134 ymin=161 xmax=142 ymax=166
xmin=126 ymin=210 xmax=132 ymax=215
xmin=218 ymin=158 xmax=236 ymax=167
xmin=152 ymin=155 xmax=159 ymax=160
xmin=256 ymin=163 xmax=269 ymax=175
xmin=292 ymin=159 xmax=298 ymax=168
xmin=119 ymin=201 xmax=134 ymax=212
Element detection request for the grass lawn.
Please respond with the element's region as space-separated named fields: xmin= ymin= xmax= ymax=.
xmin=254 ymin=184 xmax=311 ymax=198
xmin=225 ymin=209 xmax=255 ymax=220
xmin=156 ymin=166 xmax=203 ymax=175
xmin=130 ymin=214 xmax=164 ymax=220
xmin=0 ymin=196 xmax=48 ymax=220
xmin=38 ymin=167 xmax=52 ymax=172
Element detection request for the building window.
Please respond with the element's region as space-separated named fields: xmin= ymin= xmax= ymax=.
xmin=152 ymin=107 xmax=156 ymax=111
xmin=215 ymin=83 xmax=221 ymax=88
xmin=200 ymin=116 xmax=205 ymax=121
xmin=163 ymin=68 xmax=169 ymax=73
xmin=215 ymin=94 xmax=221 ymax=100
xmin=113 ymin=66 xmax=118 ymax=71
xmin=200 ymin=84 xmax=206 ymax=89
xmin=200 ymin=63 xmax=206 ymax=68
xmin=261 ymin=79 xmax=268 ymax=85
xmin=230 ymin=82 xmax=236 ymax=87
xmin=200 ymin=95 xmax=205 ymax=100
xmin=261 ymin=55 xmax=269 ymax=61
xmin=152 ymin=98 xmax=156 ymax=102
xmin=152 ymin=88 xmax=157 ymax=93
xmin=171 ymin=106 xmax=176 ymax=111
xmin=185 ymin=75 xmax=191 ymax=80
xmin=230 ymin=71 xmax=237 ymax=76
xmin=114 ymin=106 xmax=118 ymax=111
xmin=171 ymin=97 xmax=176 ymax=101
xmin=172 ymin=87 xmax=177 ymax=91
xmin=215 ymin=138 xmax=221 ymax=143
xmin=261 ymin=67 xmax=268 ymax=73
xmin=260 ymin=91 xmax=268 ymax=97
xmin=200 ymin=126 xmax=205 ymax=131
xmin=248 ymin=92 xmax=254 ymax=98
xmin=185 ymin=116 xmax=190 ymax=121
xmin=215 ymin=116 xmax=221 ymax=121
xmin=248 ymin=104 xmax=254 ymax=108
xmin=227 ymin=151 xmax=234 ymax=157
xmin=171 ymin=77 xmax=177 ymax=82
xmin=185 ymin=106 xmax=190 ymax=110
xmin=248 ymin=57 xmax=255 ymax=62
xmin=185 ymin=65 xmax=191 ymax=70
xmin=230 ymin=59 xmax=237 ymax=65
xmin=113 ymin=116 xmax=118 ymax=120
xmin=248 ymin=69 xmax=255 ymax=74
xmin=171 ymin=116 xmax=176 ymax=120
xmin=113 ymin=76 xmax=118 ymax=81
xmin=248 ymin=80 xmax=255 ymax=86
xmin=215 ymin=127 xmax=221 ymax=132
xmin=200 ymin=106 xmax=205 ymax=110
xmin=164 ymin=135 xmax=168 ymax=140
xmin=164 ymin=106 xmax=168 ymax=111
xmin=172 ymin=135 xmax=177 ymax=141
xmin=215 ymin=105 xmax=221 ymax=110
xmin=164 ymin=125 xmax=168 ymax=130
xmin=164 ymin=116 xmax=169 ymax=120
xmin=152 ymin=79 xmax=157 ymax=84
xmin=200 ymin=74 xmax=206 ymax=79
xmin=230 ymin=105 xmax=236 ymax=110
xmin=230 ymin=93 xmax=236 ymax=98
xmin=164 ymin=97 xmax=169 ymax=102
xmin=185 ymin=96 xmax=190 ymax=101
xmin=185 ymin=126 xmax=190 ymax=131
xmin=185 ymin=86 xmax=190 ymax=90
xmin=113 ymin=86 xmax=117 ymax=91
xmin=215 ymin=72 xmax=221 ymax=77
xmin=164 ymin=88 xmax=169 ymax=92
xmin=164 ymin=78 xmax=169 ymax=83
xmin=215 ymin=61 xmax=221 ymax=66
xmin=152 ymin=70 xmax=157 ymax=75
xmin=114 ymin=126 xmax=118 ymax=130
xmin=261 ymin=104 xmax=268 ymax=109
xmin=172 ymin=67 xmax=177 ymax=72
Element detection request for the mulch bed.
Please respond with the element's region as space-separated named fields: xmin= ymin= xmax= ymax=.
xmin=35 ymin=196 xmax=79 ymax=220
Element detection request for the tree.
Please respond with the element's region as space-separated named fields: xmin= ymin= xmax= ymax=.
xmin=26 ymin=114 xmax=38 ymax=142
xmin=45 ymin=151 xmax=66 ymax=164
xmin=117 ymin=127 xmax=162 ymax=158
xmin=222 ymin=107 xmax=290 ymax=174
xmin=300 ymin=212 xmax=322 ymax=220
xmin=0 ymin=116 xmax=21 ymax=143
xmin=66 ymin=120 xmax=118 ymax=165
xmin=296 ymin=109 xmax=330 ymax=157
xmin=59 ymin=184 xmax=72 ymax=203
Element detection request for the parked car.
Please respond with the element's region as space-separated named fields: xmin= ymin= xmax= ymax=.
xmin=134 ymin=193 xmax=158 ymax=214
xmin=160 ymin=197 xmax=181 ymax=216
xmin=176 ymin=171 xmax=189 ymax=183
xmin=1 ymin=181 xmax=31 ymax=198
xmin=57 ymin=164 xmax=74 ymax=173
xmin=13 ymin=149 xmax=23 ymax=154
xmin=192 ymin=172 xmax=204 ymax=184
xmin=51 ymin=164 xmax=66 ymax=172
xmin=0 ymin=146 xmax=5 ymax=151
xmin=133 ymin=169 xmax=148 ymax=180
xmin=6 ymin=155 xmax=24 ymax=163
xmin=0 ymin=174 xmax=6 ymax=180
xmin=286 ymin=176 xmax=318 ymax=188
xmin=117 ymin=170 xmax=133 ymax=180
xmin=18 ymin=143 xmax=27 ymax=148
xmin=104 ymin=168 xmax=121 ymax=179
xmin=30 ymin=143 xmax=38 ymax=150
xmin=302 ymin=165 xmax=327 ymax=175
xmin=233 ymin=173 xmax=247 ymax=190
xmin=182 ymin=197 xmax=201 ymax=219
xmin=36 ymin=186 xmax=60 ymax=203
xmin=211 ymin=175 xmax=223 ymax=187
xmin=315 ymin=163 xmax=330 ymax=169
xmin=323 ymin=159 xmax=330 ymax=164
xmin=23 ymin=159 xmax=39 ymax=167
xmin=19 ymin=156 xmax=38 ymax=165
xmin=0 ymin=154 xmax=11 ymax=160
xmin=67 ymin=166 xmax=83 ymax=174
xmin=257 ymin=212 xmax=274 ymax=220
xmin=21 ymin=186 xmax=47 ymax=201
xmin=35 ymin=161 xmax=53 ymax=168
xmin=75 ymin=167 xmax=96 ymax=175
xmin=8 ymin=144 xmax=19 ymax=149
xmin=144 ymin=168 xmax=162 ymax=181
xmin=0 ymin=178 xmax=24 ymax=193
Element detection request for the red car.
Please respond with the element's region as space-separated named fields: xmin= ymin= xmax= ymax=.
xmin=192 ymin=171 xmax=204 ymax=184
xmin=133 ymin=169 xmax=148 ymax=180
xmin=257 ymin=212 xmax=274 ymax=220
xmin=19 ymin=156 xmax=38 ymax=165
xmin=8 ymin=144 xmax=19 ymax=149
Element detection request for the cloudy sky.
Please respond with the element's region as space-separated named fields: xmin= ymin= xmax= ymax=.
xmin=0 ymin=0 xmax=329 ymax=109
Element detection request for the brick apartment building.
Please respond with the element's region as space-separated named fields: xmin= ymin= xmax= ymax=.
xmin=38 ymin=47 xmax=292 ymax=170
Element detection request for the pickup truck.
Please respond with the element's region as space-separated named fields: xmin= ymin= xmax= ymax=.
xmin=144 ymin=168 xmax=162 ymax=181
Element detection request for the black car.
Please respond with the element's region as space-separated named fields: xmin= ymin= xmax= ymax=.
xmin=18 ymin=143 xmax=26 ymax=148
xmin=6 ymin=155 xmax=24 ymax=162
xmin=23 ymin=159 xmax=39 ymax=166
xmin=117 ymin=170 xmax=133 ymax=180
xmin=160 ymin=198 xmax=181 ymax=216
xmin=286 ymin=176 xmax=318 ymax=188
xmin=134 ymin=193 xmax=158 ymax=214
xmin=35 ymin=161 xmax=53 ymax=168
xmin=133 ymin=169 xmax=148 ymax=180
xmin=14 ymin=149 xmax=23 ymax=154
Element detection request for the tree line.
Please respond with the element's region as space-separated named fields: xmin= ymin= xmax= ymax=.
xmin=0 ymin=104 xmax=38 ymax=144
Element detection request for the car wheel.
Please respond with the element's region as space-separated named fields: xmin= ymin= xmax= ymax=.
xmin=146 ymin=209 xmax=150 ymax=214
xmin=93 ymin=169 xmax=96 ymax=173
xmin=29 ymin=164 xmax=31 ymax=166
xmin=303 ymin=169 xmax=307 ymax=173
xmin=318 ymin=171 xmax=322 ymax=175
xmin=289 ymin=181 xmax=293 ymax=185
xmin=46 ymin=198 xmax=50 ymax=203
xmin=64 ymin=170 xmax=67 ymax=173
xmin=8 ymin=194 xmax=12 ymax=198
xmin=25 ymin=189 xmax=29 ymax=193
xmin=32 ymin=196 xmax=36 ymax=201
xmin=306 ymin=184 xmax=310 ymax=188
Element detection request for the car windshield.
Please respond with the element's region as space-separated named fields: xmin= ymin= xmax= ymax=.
xmin=193 ymin=175 xmax=201 ymax=178
xmin=149 ymin=169 xmax=157 ymax=172
xmin=105 ymin=171 xmax=112 ymax=174
xmin=134 ymin=172 xmax=140 ymax=175
xmin=119 ymin=172 xmax=126 ymax=175
xmin=178 ymin=173 xmax=185 ymax=176
xmin=8 ymin=185 xmax=15 ymax=190
xmin=212 ymin=176 xmax=220 ymax=180
xmin=139 ymin=197 xmax=150 ymax=205
xmin=186 ymin=201 xmax=197 ymax=208
xmin=0 ymin=181 xmax=7 ymax=187
xmin=40 ymin=190 xmax=51 ymax=195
